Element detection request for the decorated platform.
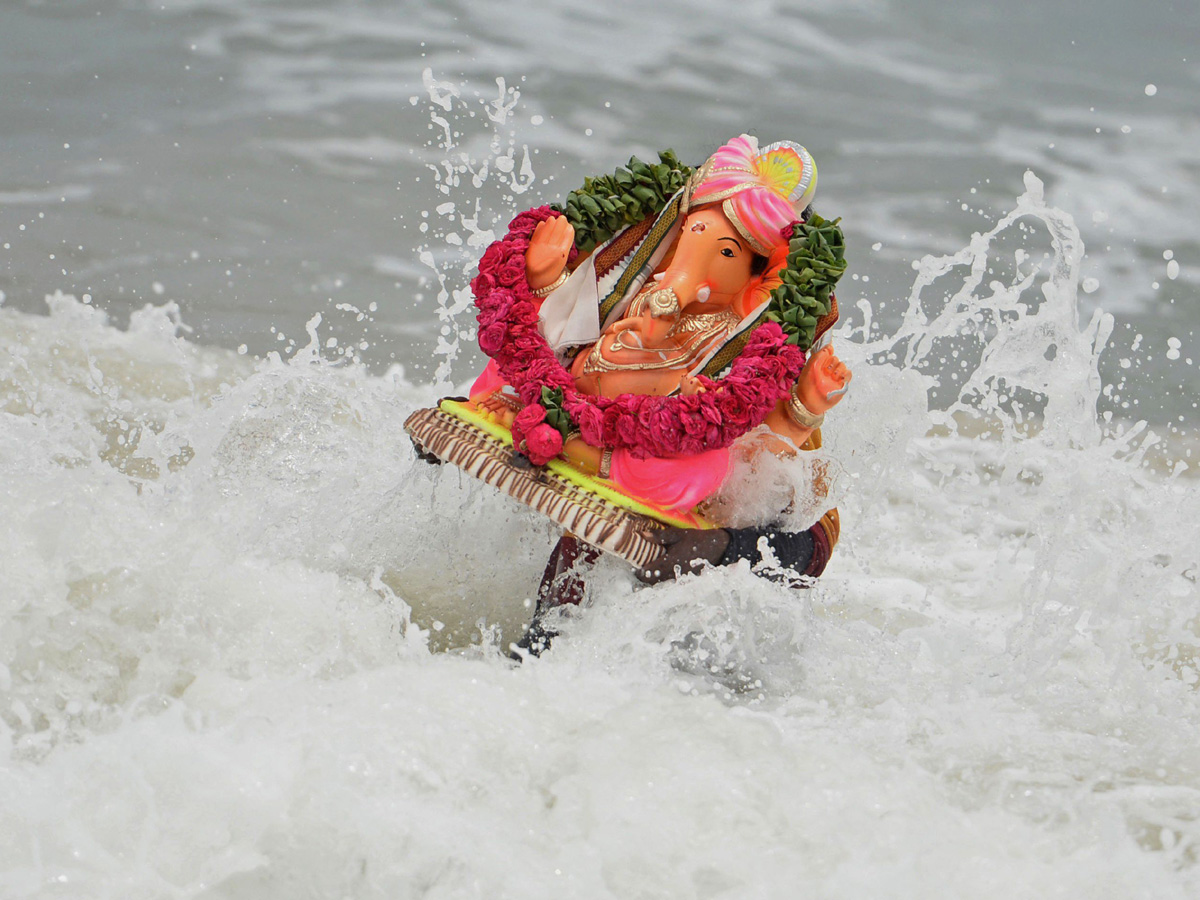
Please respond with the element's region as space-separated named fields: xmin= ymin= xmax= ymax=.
xmin=405 ymin=400 xmax=717 ymax=569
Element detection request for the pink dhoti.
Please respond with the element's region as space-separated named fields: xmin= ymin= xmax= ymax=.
xmin=607 ymin=446 xmax=731 ymax=513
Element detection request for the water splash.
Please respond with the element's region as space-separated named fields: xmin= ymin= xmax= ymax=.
xmin=413 ymin=69 xmax=541 ymax=388
xmin=552 ymin=173 xmax=1200 ymax=885
xmin=837 ymin=171 xmax=1195 ymax=687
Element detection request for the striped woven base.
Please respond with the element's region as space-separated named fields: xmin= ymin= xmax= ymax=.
xmin=404 ymin=405 xmax=669 ymax=568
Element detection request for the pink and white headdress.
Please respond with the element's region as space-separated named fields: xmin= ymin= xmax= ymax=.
xmin=688 ymin=134 xmax=818 ymax=256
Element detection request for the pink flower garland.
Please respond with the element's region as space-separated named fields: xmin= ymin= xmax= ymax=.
xmin=471 ymin=206 xmax=806 ymax=466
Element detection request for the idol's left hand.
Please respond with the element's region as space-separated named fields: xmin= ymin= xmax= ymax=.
xmin=794 ymin=344 xmax=852 ymax=415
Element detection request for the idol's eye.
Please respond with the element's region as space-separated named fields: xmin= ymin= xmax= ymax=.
xmin=720 ymin=247 xmax=735 ymax=258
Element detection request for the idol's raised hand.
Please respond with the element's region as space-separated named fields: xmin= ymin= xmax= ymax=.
xmin=526 ymin=216 xmax=575 ymax=292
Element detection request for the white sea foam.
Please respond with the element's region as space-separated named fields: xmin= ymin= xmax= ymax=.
xmin=2 ymin=162 xmax=1199 ymax=895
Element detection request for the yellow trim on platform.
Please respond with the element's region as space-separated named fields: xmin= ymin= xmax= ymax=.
xmin=442 ymin=398 xmax=517 ymax=447
xmin=440 ymin=399 xmax=717 ymax=531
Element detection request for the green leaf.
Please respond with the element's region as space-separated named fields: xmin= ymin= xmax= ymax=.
xmin=631 ymin=185 xmax=658 ymax=205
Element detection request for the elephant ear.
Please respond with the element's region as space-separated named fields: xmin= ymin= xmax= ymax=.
xmin=735 ymin=243 xmax=790 ymax=320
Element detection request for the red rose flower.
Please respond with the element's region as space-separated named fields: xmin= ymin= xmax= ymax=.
xmin=600 ymin=404 xmax=623 ymax=439
xmin=478 ymin=322 xmax=507 ymax=355
xmin=525 ymin=358 xmax=563 ymax=387
xmin=615 ymin=413 xmax=641 ymax=446
xmin=680 ymin=405 xmax=708 ymax=438
xmin=471 ymin=272 xmax=497 ymax=296
xmin=509 ymin=206 xmax=556 ymax=236
xmin=496 ymin=255 xmax=528 ymax=288
xmin=720 ymin=391 xmax=752 ymax=431
xmin=478 ymin=243 xmax=505 ymax=273
xmin=574 ymin=403 xmax=604 ymax=446
xmin=489 ymin=288 xmax=517 ymax=314
xmin=513 ymin=403 xmax=546 ymax=434
xmin=523 ymin=423 xmax=563 ymax=466
xmin=646 ymin=406 xmax=680 ymax=454
xmin=509 ymin=300 xmax=537 ymax=325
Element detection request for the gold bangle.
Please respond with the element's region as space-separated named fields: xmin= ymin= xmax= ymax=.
xmin=785 ymin=387 xmax=824 ymax=430
xmin=530 ymin=268 xmax=569 ymax=298
xmin=598 ymin=448 xmax=613 ymax=479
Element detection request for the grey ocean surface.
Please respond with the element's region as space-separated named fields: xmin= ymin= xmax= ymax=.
xmin=1 ymin=0 xmax=1196 ymax=424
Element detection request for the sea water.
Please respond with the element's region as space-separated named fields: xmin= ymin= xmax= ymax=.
xmin=3 ymin=172 xmax=1198 ymax=898
xmin=3 ymin=1 xmax=1199 ymax=897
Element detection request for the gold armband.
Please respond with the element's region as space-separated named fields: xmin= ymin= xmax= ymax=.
xmin=530 ymin=269 xmax=569 ymax=298
xmin=785 ymin=387 xmax=825 ymax=430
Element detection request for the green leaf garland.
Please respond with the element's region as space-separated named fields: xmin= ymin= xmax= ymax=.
xmin=764 ymin=213 xmax=847 ymax=350
xmin=558 ymin=151 xmax=693 ymax=253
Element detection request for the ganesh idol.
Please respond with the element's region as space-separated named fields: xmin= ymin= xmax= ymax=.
xmin=405 ymin=134 xmax=852 ymax=652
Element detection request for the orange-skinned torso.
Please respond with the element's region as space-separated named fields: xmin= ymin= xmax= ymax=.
xmin=570 ymin=206 xmax=756 ymax=398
